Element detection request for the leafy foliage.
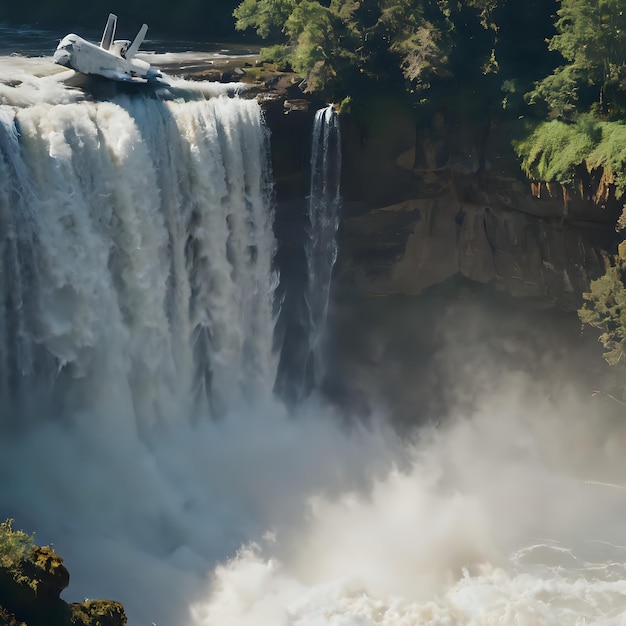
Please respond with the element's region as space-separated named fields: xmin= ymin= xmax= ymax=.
xmin=515 ymin=115 xmax=626 ymax=195
xmin=586 ymin=122 xmax=626 ymax=196
xmin=527 ymin=0 xmax=626 ymax=120
xmin=514 ymin=116 xmax=599 ymax=183
xmin=259 ymin=44 xmax=293 ymax=70
xmin=233 ymin=0 xmax=504 ymax=100
xmin=0 ymin=520 xmax=34 ymax=569
xmin=579 ymin=257 xmax=626 ymax=366
xmin=233 ymin=0 xmax=296 ymax=38
xmin=526 ymin=65 xmax=582 ymax=120
xmin=235 ymin=0 xmax=365 ymax=95
xmin=389 ymin=17 xmax=450 ymax=88
xmin=518 ymin=3 xmax=626 ymax=372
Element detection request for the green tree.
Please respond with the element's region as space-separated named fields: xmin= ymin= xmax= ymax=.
xmin=579 ymin=255 xmax=626 ymax=366
xmin=233 ymin=0 xmax=505 ymax=101
xmin=0 ymin=519 xmax=34 ymax=569
xmin=234 ymin=0 xmax=365 ymax=94
xmin=233 ymin=0 xmax=297 ymax=38
xmin=380 ymin=0 xmax=452 ymax=90
xmin=528 ymin=0 xmax=626 ymax=120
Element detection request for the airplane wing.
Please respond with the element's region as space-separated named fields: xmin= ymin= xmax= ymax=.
xmin=98 ymin=69 xmax=148 ymax=83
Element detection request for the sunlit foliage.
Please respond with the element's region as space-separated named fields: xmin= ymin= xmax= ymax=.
xmin=0 ymin=520 xmax=34 ymax=569
xmin=527 ymin=0 xmax=626 ymax=120
xmin=580 ymin=257 xmax=626 ymax=366
xmin=233 ymin=0 xmax=502 ymax=99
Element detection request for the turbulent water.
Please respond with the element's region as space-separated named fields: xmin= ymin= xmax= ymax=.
xmin=1 ymin=54 xmax=626 ymax=626
xmin=0 ymin=62 xmax=276 ymax=419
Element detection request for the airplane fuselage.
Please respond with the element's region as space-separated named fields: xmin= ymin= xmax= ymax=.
xmin=53 ymin=16 xmax=164 ymax=84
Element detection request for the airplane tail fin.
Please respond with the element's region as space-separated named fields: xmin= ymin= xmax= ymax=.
xmin=125 ymin=23 xmax=148 ymax=59
xmin=100 ymin=13 xmax=117 ymax=50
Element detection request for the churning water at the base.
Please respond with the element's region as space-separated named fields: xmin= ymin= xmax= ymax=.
xmin=1 ymin=58 xmax=626 ymax=626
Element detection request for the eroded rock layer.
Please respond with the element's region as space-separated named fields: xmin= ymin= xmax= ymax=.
xmin=334 ymin=108 xmax=621 ymax=309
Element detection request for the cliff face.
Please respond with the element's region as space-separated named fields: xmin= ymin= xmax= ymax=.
xmin=335 ymin=105 xmax=622 ymax=310
xmin=182 ymin=58 xmax=622 ymax=311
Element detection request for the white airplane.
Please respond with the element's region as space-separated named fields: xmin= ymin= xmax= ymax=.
xmin=53 ymin=13 xmax=166 ymax=84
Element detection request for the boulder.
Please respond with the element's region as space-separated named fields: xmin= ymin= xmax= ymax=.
xmin=69 ymin=601 xmax=126 ymax=626
xmin=0 ymin=544 xmax=125 ymax=626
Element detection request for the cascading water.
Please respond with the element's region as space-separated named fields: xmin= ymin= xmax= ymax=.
xmin=0 ymin=84 xmax=278 ymax=425
xmin=1 ymin=54 xmax=626 ymax=626
xmin=303 ymin=104 xmax=341 ymax=391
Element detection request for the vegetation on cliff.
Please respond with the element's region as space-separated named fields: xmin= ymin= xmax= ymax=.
xmin=233 ymin=0 xmax=626 ymax=368
xmin=233 ymin=0 xmax=556 ymax=103
xmin=514 ymin=0 xmax=626 ymax=195
xmin=234 ymin=0 xmax=538 ymax=105
xmin=526 ymin=0 xmax=626 ymax=122
xmin=579 ymin=256 xmax=626 ymax=367
xmin=0 ymin=519 xmax=126 ymax=626
xmin=0 ymin=519 xmax=34 ymax=569
xmin=520 ymin=1 xmax=626 ymax=370
xmin=234 ymin=0 xmax=626 ymax=155
xmin=514 ymin=116 xmax=626 ymax=196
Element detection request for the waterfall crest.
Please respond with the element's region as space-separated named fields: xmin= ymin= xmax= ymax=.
xmin=0 ymin=93 xmax=278 ymax=426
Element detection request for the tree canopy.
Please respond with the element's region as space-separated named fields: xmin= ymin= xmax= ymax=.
xmin=527 ymin=0 xmax=626 ymax=121
xmin=579 ymin=256 xmax=626 ymax=367
xmin=234 ymin=0 xmax=498 ymax=97
xmin=515 ymin=0 xmax=626 ymax=195
xmin=233 ymin=0 xmax=560 ymax=116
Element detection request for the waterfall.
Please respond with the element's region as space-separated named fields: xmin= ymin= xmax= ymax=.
xmin=0 ymin=92 xmax=278 ymax=426
xmin=3 ymin=62 xmax=625 ymax=626
xmin=303 ymin=104 xmax=341 ymax=390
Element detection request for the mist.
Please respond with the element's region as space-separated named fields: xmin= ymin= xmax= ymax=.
xmin=4 ymin=281 xmax=626 ymax=625
xmin=189 ymin=290 xmax=626 ymax=625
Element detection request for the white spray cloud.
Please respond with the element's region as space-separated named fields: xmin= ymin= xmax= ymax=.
xmin=1 ymin=396 xmax=402 ymax=625
xmin=190 ymin=375 xmax=626 ymax=626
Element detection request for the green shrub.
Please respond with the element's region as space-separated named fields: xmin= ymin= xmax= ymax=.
xmin=514 ymin=117 xmax=599 ymax=183
xmin=515 ymin=116 xmax=626 ymax=197
xmin=0 ymin=520 xmax=34 ymax=569
xmin=587 ymin=122 xmax=626 ymax=196
xmin=579 ymin=257 xmax=626 ymax=366
xmin=259 ymin=44 xmax=292 ymax=71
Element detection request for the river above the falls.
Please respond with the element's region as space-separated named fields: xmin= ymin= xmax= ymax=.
xmin=0 ymin=21 xmax=260 ymax=82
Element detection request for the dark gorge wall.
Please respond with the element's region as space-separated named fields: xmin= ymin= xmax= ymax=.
xmin=263 ymin=95 xmax=622 ymax=312
xmin=262 ymin=96 xmax=320 ymax=400
xmin=260 ymin=92 xmax=619 ymax=421
xmin=337 ymin=108 xmax=621 ymax=310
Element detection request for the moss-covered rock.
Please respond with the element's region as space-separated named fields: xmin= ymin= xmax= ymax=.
xmin=0 ymin=545 xmax=70 ymax=625
xmin=69 ymin=600 xmax=126 ymax=626
xmin=0 ymin=521 xmax=125 ymax=626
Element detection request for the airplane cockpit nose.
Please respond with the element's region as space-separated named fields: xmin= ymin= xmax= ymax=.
xmin=53 ymin=43 xmax=73 ymax=66
xmin=53 ymin=34 xmax=78 ymax=67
